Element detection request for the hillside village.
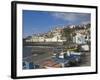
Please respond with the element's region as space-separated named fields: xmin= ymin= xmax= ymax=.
xmin=25 ymin=23 xmax=90 ymax=45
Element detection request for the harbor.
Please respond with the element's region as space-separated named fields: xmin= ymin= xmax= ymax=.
xmin=23 ymin=23 xmax=91 ymax=69
xmin=23 ymin=43 xmax=90 ymax=69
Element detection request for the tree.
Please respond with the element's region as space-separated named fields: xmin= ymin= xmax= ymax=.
xmin=62 ymin=28 xmax=74 ymax=44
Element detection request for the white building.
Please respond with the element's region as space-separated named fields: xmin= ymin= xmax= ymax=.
xmin=26 ymin=36 xmax=45 ymax=42
xmin=73 ymin=33 xmax=86 ymax=44
xmin=45 ymin=36 xmax=66 ymax=42
xmin=69 ymin=25 xmax=75 ymax=28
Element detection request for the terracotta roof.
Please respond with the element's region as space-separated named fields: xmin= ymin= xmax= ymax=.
xmin=41 ymin=59 xmax=61 ymax=68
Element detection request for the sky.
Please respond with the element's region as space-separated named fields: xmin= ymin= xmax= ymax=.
xmin=23 ymin=10 xmax=91 ymax=38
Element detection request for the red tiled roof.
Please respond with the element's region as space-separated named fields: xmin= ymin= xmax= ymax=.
xmin=41 ymin=59 xmax=61 ymax=68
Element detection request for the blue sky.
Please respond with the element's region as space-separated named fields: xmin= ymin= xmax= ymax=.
xmin=23 ymin=10 xmax=90 ymax=38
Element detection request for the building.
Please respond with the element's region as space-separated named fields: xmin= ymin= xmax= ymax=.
xmin=73 ymin=28 xmax=90 ymax=44
xmin=73 ymin=33 xmax=87 ymax=44
xmin=25 ymin=35 xmax=45 ymax=42
xmin=69 ymin=25 xmax=75 ymax=28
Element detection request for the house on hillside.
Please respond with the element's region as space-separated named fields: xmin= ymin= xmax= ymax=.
xmin=73 ymin=33 xmax=86 ymax=44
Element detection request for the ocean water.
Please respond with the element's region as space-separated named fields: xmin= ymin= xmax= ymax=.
xmin=23 ymin=46 xmax=33 ymax=58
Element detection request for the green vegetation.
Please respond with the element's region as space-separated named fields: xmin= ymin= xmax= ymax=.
xmin=62 ymin=27 xmax=74 ymax=44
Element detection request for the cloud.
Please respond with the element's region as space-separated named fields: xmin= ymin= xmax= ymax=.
xmin=81 ymin=21 xmax=90 ymax=25
xmin=51 ymin=12 xmax=91 ymax=24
